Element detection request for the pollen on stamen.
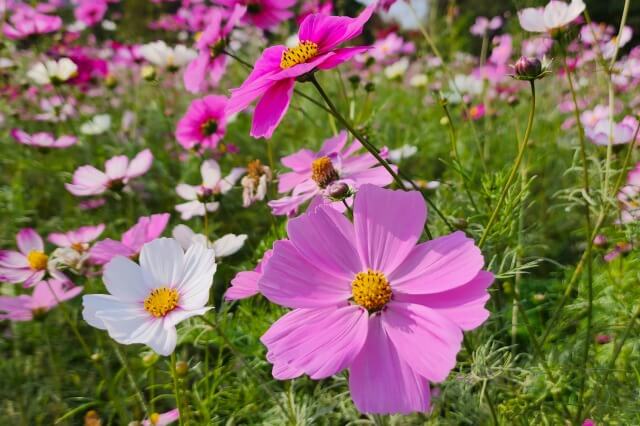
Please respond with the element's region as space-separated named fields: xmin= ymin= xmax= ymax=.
xmin=280 ymin=40 xmax=319 ymax=69
xmin=27 ymin=250 xmax=49 ymax=270
xmin=351 ymin=269 xmax=392 ymax=312
xmin=311 ymin=156 xmax=339 ymax=188
xmin=144 ymin=287 xmax=179 ymax=317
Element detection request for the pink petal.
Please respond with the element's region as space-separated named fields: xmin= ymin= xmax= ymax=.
xmin=259 ymin=240 xmax=351 ymax=308
xmin=353 ymin=184 xmax=426 ymax=274
xmin=382 ymin=301 xmax=462 ymax=382
xmin=349 ymin=314 xmax=431 ymax=414
xmin=105 ymin=155 xmax=129 ymax=180
xmin=17 ymin=228 xmax=44 ymax=255
xmin=184 ymin=53 xmax=210 ymax=94
xmin=287 ymin=205 xmax=361 ymax=279
xmin=261 ymin=304 xmax=368 ymax=379
xmin=0 ymin=250 xmax=29 ymax=268
xmin=298 ymin=3 xmax=375 ymax=52
xmin=250 ymin=77 xmax=295 ymax=139
xmin=126 ymin=149 xmax=153 ymax=179
xmin=225 ymin=270 xmax=260 ymax=300
xmin=396 ymin=271 xmax=494 ymax=330
xmin=0 ymin=267 xmax=35 ymax=285
xmin=89 ymin=239 xmax=136 ymax=265
xmin=316 ymin=46 xmax=370 ymax=70
xmin=389 ymin=231 xmax=484 ymax=295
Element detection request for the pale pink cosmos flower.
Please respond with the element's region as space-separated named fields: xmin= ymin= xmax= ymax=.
xmin=0 ymin=228 xmax=66 ymax=287
xmin=176 ymin=96 xmax=228 ymax=151
xmin=48 ymin=224 xmax=106 ymax=252
xmin=65 ymin=149 xmax=153 ymax=196
xmin=518 ymin=0 xmax=585 ymax=33
xmin=470 ymin=15 xmax=503 ymax=37
xmin=226 ymin=2 xmax=377 ymax=138
xmin=175 ymin=159 xmax=245 ymax=220
xmin=586 ymin=116 xmax=639 ymax=146
xmin=183 ymin=5 xmax=246 ymax=93
xmin=90 ymin=213 xmax=170 ymax=265
xmin=259 ymin=184 xmax=494 ymax=413
xmin=225 ymin=249 xmax=273 ymax=300
xmin=617 ymin=162 xmax=640 ymax=224
xmin=215 ymin=0 xmax=295 ymax=30
xmin=83 ymin=238 xmax=216 ymax=356
xmin=3 ymin=6 xmax=62 ymax=40
xmin=142 ymin=409 xmax=180 ymax=426
xmin=268 ymin=131 xmax=394 ymax=216
xmin=0 ymin=279 xmax=83 ymax=322
xmin=11 ymin=129 xmax=77 ymax=149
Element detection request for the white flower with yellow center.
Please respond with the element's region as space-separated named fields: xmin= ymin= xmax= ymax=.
xmin=140 ymin=41 xmax=197 ymax=71
xmin=82 ymin=238 xmax=216 ymax=356
xmin=27 ymin=58 xmax=78 ymax=85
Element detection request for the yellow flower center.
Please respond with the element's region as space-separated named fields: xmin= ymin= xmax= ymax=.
xmin=144 ymin=287 xmax=179 ymax=317
xmin=27 ymin=250 xmax=48 ymax=270
xmin=246 ymin=159 xmax=264 ymax=186
xmin=351 ymin=270 xmax=392 ymax=312
xmin=280 ymin=40 xmax=319 ymax=69
xmin=149 ymin=412 xmax=161 ymax=425
xmin=311 ymin=156 xmax=339 ymax=188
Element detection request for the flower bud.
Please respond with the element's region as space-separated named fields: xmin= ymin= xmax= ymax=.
xmin=141 ymin=65 xmax=156 ymax=81
xmin=515 ymin=56 xmax=542 ymax=78
xmin=175 ymin=360 xmax=189 ymax=377
xmin=593 ymin=234 xmax=607 ymax=247
xmin=90 ymin=352 xmax=102 ymax=362
xmin=142 ymin=352 xmax=159 ymax=367
xmin=326 ymin=182 xmax=352 ymax=201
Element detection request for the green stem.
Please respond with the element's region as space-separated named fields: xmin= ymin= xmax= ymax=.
xmin=170 ymin=353 xmax=185 ymax=426
xmin=478 ymin=80 xmax=536 ymax=248
xmin=113 ymin=343 xmax=150 ymax=418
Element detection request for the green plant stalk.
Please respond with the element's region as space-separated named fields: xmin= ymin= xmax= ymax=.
xmin=112 ymin=342 xmax=150 ymax=419
xmin=170 ymin=352 xmax=185 ymax=426
xmin=478 ymin=80 xmax=536 ymax=248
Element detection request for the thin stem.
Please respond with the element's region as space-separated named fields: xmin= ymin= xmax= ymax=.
xmin=112 ymin=343 xmax=150 ymax=418
xmin=478 ymin=80 xmax=536 ymax=248
xmin=170 ymin=353 xmax=185 ymax=426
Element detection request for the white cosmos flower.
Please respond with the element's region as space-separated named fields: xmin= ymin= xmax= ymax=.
xmin=81 ymin=114 xmax=111 ymax=135
xmin=82 ymin=238 xmax=216 ymax=356
xmin=27 ymin=58 xmax=78 ymax=85
xmin=139 ymin=41 xmax=197 ymax=70
xmin=172 ymin=224 xmax=247 ymax=260
xmin=175 ymin=159 xmax=245 ymax=220
xmin=388 ymin=144 xmax=418 ymax=162
xmin=518 ymin=0 xmax=585 ymax=33
xmin=384 ymin=57 xmax=410 ymax=80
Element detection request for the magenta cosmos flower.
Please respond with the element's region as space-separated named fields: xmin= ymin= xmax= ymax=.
xmin=3 ymin=6 xmax=62 ymax=40
xmin=48 ymin=224 xmax=105 ymax=251
xmin=0 ymin=279 xmax=83 ymax=322
xmin=0 ymin=228 xmax=65 ymax=286
xmin=176 ymin=96 xmax=228 ymax=150
xmin=215 ymin=0 xmax=295 ymax=30
xmin=184 ymin=5 xmax=246 ymax=93
xmin=11 ymin=129 xmax=77 ymax=149
xmin=258 ymin=184 xmax=494 ymax=414
xmin=268 ymin=131 xmax=394 ymax=216
xmin=90 ymin=213 xmax=170 ymax=265
xmin=226 ymin=3 xmax=376 ymax=138
xmin=74 ymin=0 xmax=108 ymax=27
xmin=65 ymin=149 xmax=153 ymax=196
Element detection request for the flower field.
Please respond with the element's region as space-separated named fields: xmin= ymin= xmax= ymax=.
xmin=1 ymin=0 xmax=639 ymax=424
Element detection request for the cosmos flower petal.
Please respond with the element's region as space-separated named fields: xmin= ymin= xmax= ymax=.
xmin=261 ymin=305 xmax=368 ymax=379
xmin=518 ymin=8 xmax=547 ymax=32
xmin=251 ymin=78 xmax=295 ymax=139
xmin=353 ymin=185 xmax=426 ymax=274
xmin=127 ymin=149 xmax=153 ymax=178
xmin=90 ymin=239 xmax=136 ymax=265
xmin=17 ymin=228 xmax=44 ymax=255
xmin=104 ymin=256 xmax=154 ymax=302
xmin=259 ymin=240 xmax=352 ymax=308
xmin=82 ymin=294 xmax=138 ymax=330
xmin=140 ymin=238 xmax=185 ymax=288
xmin=0 ymin=250 xmax=29 ymax=268
xmin=349 ymin=314 xmax=431 ymax=414
xmin=175 ymin=243 xmax=216 ymax=309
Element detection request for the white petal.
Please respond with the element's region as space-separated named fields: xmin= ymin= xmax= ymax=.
xmin=201 ymin=160 xmax=221 ymax=188
xmin=139 ymin=238 xmax=185 ymax=287
xmin=82 ymin=294 xmax=137 ymax=330
xmin=103 ymin=256 xmax=154 ymax=301
xmin=172 ymin=225 xmax=196 ymax=250
xmin=213 ymin=234 xmax=247 ymax=258
xmin=176 ymin=243 xmax=216 ymax=310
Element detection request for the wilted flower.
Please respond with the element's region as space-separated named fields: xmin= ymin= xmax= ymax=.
xmin=240 ymin=159 xmax=272 ymax=207
xmin=83 ymin=238 xmax=216 ymax=356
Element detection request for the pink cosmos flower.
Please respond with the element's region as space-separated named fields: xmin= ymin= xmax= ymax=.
xmin=470 ymin=16 xmax=503 ymax=37
xmin=617 ymin=162 xmax=640 ymax=224
xmin=225 ymin=250 xmax=273 ymax=300
xmin=226 ymin=3 xmax=377 ymax=138
xmin=142 ymin=409 xmax=180 ymax=426
xmin=268 ymin=131 xmax=394 ymax=216
xmin=297 ymin=0 xmax=333 ymax=24
xmin=74 ymin=0 xmax=108 ymax=27
xmin=0 ymin=279 xmax=83 ymax=322
xmin=0 ymin=228 xmax=65 ymax=286
xmin=176 ymin=96 xmax=228 ymax=150
xmin=183 ymin=5 xmax=246 ymax=93
xmin=65 ymin=149 xmax=153 ymax=196
xmin=90 ymin=213 xmax=170 ymax=265
xmin=3 ymin=6 xmax=62 ymax=40
xmin=586 ymin=116 xmax=639 ymax=146
xmin=259 ymin=184 xmax=494 ymax=413
xmin=175 ymin=159 xmax=245 ymax=220
xmin=11 ymin=129 xmax=77 ymax=149
xmin=48 ymin=224 xmax=106 ymax=252
xmin=518 ymin=0 xmax=585 ymax=33
xmin=215 ymin=0 xmax=295 ymax=30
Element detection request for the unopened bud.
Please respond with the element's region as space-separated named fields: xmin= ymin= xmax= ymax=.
xmin=90 ymin=352 xmax=102 ymax=362
xmin=141 ymin=65 xmax=156 ymax=81
xmin=515 ymin=56 xmax=542 ymax=78
xmin=142 ymin=352 xmax=159 ymax=367
xmin=593 ymin=234 xmax=607 ymax=247
xmin=326 ymin=182 xmax=352 ymax=201
xmin=175 ymin=360 xmax=189 ymax=377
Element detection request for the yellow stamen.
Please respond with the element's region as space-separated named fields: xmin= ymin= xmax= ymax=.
xmin=246 ymin=159 xmax=264 ymax=186
xmin=27 ymin=250 xmax=48 ymax=270
xmin=311 ymin=156 xmax=339 ymax=188
xmin=149 ymin=412 xmax=161 ymax=425
xmin=280 ymin=41 xmax=319 ymax=69
xmin=71 ymin=242 xmax=88 ymax=253
xmin=351 ymin=270 xmax=392 ymax=311
xmin=144 ymin=287 xmax=179 ymax=317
